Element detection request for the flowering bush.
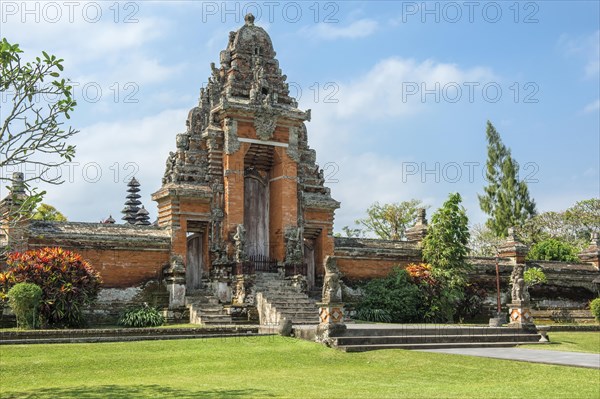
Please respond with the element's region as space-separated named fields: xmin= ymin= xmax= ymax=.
xmin=1 ymin=247 xmax=102 ymax=327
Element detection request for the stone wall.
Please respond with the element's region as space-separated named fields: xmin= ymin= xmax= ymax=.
xmin=334 ymin=237 xmax=422 ymax=281
xmin=25 ymin=221 xmax=172 ymax=289
xmin=469 ymin=257 xmax=599 ymax=302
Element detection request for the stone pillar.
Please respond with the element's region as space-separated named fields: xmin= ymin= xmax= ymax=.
xmin=0 ymin=172 xmax=29 ymax=253
xmin=578 ymin=233 xmax=600 ymax=270
xmin=164 ymin=255 xmax=186 ymax=309
xmin=507 ymin=263 xmax=535 ymax=331
xmin=498 ymin=227 xmax=529 ymax=264
xmin=316 ymin=256 xmax=346 ymax=345
xmin=405 ymin=208 xmax=428 ymax=244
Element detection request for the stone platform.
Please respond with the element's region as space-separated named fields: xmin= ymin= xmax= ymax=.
xmin=294 ymin=323 xmax=545 ymax=352
xmin=0 ymin=325 xmax=264 ymax=345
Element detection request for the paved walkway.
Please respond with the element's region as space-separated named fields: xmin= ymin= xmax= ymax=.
xmin=419 ymin=348 xmax=600 ymax=369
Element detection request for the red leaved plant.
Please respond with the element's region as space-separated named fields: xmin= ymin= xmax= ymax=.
xmin=1 ymin=247 xmax=102 ymax=327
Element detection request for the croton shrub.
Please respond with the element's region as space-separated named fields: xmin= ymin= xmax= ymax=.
xmin=1 ymin=247 xmax=102 ymax=327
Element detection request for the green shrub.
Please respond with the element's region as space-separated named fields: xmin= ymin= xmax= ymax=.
xmin=356 ymin=268 xmax=422 ymax=323
xmin=7 ymin=283 xmax=42 ymax=329
xmin=524 ymin=267 xmax=548 ymax=286
xmin=590 ymin=298 xmax=600 ymax=323
xmin=455 ymin=283 xmax=487 ymax=321
xmin=3 ymin=247 xmax=102 ymax=327
xmin=405 ymin=263 xmax=464 ymax=323
xmin=119 ymin=304 xmax=165 ymax=328
xmin=527 ymin=239 xmax=579 ymax=262
xmin=355 ymin=308 xmax=392 ymax=323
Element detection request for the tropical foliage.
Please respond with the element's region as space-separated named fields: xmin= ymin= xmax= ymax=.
xmin=1 ymin=247 xmax=101 ymax=327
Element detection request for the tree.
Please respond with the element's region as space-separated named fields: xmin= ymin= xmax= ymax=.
xmin=478 ymin=121 xmax=536 ymax=238
xmin=423 ymin=193 xmax=471 ymax=279
xmin=422 ymin=193 xmax=471 ymax=321
xmin=527 ymin=238 xmax=580 ymax=262
xmin=334 ymin=225 xmax=363 ymax=238
xmin=469 ymin=223 xmax=502 ymax=257
xmin=31 ymin=203 xmax=67 ymax=221
xmin=1 ymin=38 xmax=78 ymax=188
xmin=565 ymin=198 xmax=600 ymax=238
xmin=516 ymin=198 xmax=599 ymax=251
xmin=1 ymin=39 xmax=77 ymax=255
xmin=356 ymin=199 xmax=425 ymax=240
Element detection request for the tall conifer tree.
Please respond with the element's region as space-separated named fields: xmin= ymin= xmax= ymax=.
xmin=478 ymin=121 xmax=536 ymax=237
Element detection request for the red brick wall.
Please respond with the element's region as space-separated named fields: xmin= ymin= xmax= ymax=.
xmin=27 ymin=241 xmax=170 ymax=288
xmin=336 ymin=258 xmax=413 ymax=281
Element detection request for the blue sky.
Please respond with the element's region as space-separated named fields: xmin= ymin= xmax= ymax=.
xmin=1 ymin=1 xmax=598 ymax=231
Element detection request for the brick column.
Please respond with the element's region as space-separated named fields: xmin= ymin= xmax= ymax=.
xmin=223 ymin=144 xmax=249 ymax=234
xmin=497 ymin=227 xmax=529 ymax=264
xmin=269 ymin=147 xmax=298 ymax=260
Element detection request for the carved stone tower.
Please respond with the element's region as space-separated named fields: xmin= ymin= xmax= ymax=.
xmin=152 ymin=14 xmax=339 ymax=290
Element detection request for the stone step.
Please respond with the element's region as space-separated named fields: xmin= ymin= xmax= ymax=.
xmin=272 ymin=305 xmax=317 ymax=312
xmin=193 ymin=315 xmax=232 ymax=325
xmin=278 ymin=311 xmax=319 ymax=319
xmin=185 ymin=297 xmax=219 ymax=306
xmin=339 ymin=341 xmax=546 ymax=352
xmin=341 ymin=327 xmax=535 ymax=337
xmin=290 ymin=320 xmax=319 ymax=325
xmin=196 ymin=308 xmax=227 ymax=315
xmin=269 ymin=299 xmax=315 ymax=306
xmin=0 ymin=332 xmax=268 ymax=345
xmin=334 ymin=334 xmax=541 ymax=346
xmin=261 ymin=294 xmax=313 ymax=300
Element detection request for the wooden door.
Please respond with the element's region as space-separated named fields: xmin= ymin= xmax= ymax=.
xmin=186 ymin=234 xmax=203 ymax=292
xmin=244 ymin=176 xmax=269 ymax=257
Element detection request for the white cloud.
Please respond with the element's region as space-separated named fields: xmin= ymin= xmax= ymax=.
xmin=316 ymin=57 xmax=494 ymax=120
xmin=36 ymin=108 xmax=188 ymax=222
xmin=301 ymin=56 xmax=497 ymax=231
xmin=582 ymin=99 xmax=600 ymax=114
xmin=304 ymin=19 xmax=378 ymax=40
xmin=559 ymin=30 xmax=600 ymax=79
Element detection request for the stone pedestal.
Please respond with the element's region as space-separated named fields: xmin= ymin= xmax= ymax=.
xmin=508 ymin=302 xmax=535 ymax=331
xmin=316 ymin=302 xmax=346 ymax=346
xmin=488 ymin=312 xmax=506 ymax=327
xmin=164 ymin=256 xmax=186 ymax=309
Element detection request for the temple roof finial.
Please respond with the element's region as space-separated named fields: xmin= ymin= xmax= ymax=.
xmin=244 ymin=13 xmax=255 ymax=26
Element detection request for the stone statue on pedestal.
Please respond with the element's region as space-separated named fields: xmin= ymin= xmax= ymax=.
xmin=233 ymin=224 xmax=246 ymax=263
xmin=316 ymin=256 xmax=346 ymax=346
xmin=322 ymin=256 xmax=342 ymax=304
xmin=510 ymin=264 xmax=527 ymax=304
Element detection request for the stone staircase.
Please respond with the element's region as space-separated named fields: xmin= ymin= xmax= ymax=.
xmin=332 ymin=325 xmax=544 ymax=352
xmin=186 ymin=290 xmax=232 ymax=325
xmin=254 ymin=272 xmax=319 ymax=325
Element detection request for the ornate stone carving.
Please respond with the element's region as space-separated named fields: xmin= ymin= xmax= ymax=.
xmin=322 ymin=256 xmax=342 ymax=304
xmin=176 ymin=133 xmax=190 ymax=151
xmin=284 ymin=226 xmax=303 ymax=264
xmin=510 ymin=264 xmax=528 ymax=304
xmin=233 ymin=224 xmax=246 ymax=263
xmin=233 ymin=276 xmax=247 ymax=305
xmin=254 ymin=105 xmax=278 ymax=141
xmin=223 ymin=117 xmax=240 ymax=155
xmin=316 ymin=256 xmax=346 ymax=345
xmin=286 ymin=126 xmax=299 ymax=162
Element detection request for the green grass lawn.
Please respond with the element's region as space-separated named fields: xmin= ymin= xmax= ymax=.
xmin=519 ymin=332 xmax=600 ymax=353
xmin=1 ymin=336 xmax=599 ymax=399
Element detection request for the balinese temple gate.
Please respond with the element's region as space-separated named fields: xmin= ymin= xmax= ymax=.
xmin=151 ymin=14 xmax=340 ymax=313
